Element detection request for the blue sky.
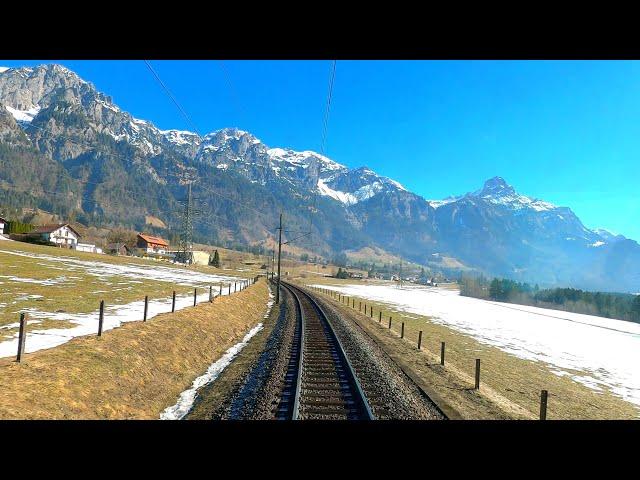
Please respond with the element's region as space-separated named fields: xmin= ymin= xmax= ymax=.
xmin=2 ymin=60 xmax=639 ymax=240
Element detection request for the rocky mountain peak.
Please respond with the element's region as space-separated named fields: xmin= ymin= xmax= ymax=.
xmin=0 ymin=63 xmax=95 ymax=113
xmin=479 ymin=176 xmax=516 ymax=197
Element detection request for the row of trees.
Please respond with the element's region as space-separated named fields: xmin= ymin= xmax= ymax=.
xmin=459 ymin=275 xmax=640 ymax=323
xmin=6 ymin=221 xmax=34 ymax=234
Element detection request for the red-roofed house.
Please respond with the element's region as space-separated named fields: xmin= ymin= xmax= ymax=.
xmin=137 ymin=233 xmax=169 ymax=254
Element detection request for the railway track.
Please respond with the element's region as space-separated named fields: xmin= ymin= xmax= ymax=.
xmin=275 ymin=281 xmax=375 ymax=420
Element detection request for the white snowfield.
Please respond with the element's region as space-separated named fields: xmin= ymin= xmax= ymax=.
xmin=0 ymin=249 xmax=245 ymax=358
xmin=312 ymin=283 xmax=640 ymax=409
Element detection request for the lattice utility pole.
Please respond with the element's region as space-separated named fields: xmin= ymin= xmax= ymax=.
xmin=179 ymin=181 xmax=194 ymax=265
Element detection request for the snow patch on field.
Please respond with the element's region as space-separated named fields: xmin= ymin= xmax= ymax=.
xmin=0 ymin=248 xmax=246 ymax=357
xmin=0 ymin=289 xmax=232 ymax=358
xmin=0 ymin=275 xmax=69 ymax=286
xmin=0 ymin=249 xmax=238 ymax=287
xmin=311 ymin=283 xmax=640 ymax=408
xmin=160 ymin=323 xmax=264 ymax=420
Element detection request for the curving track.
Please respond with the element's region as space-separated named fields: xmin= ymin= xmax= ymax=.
xmin=275 ymin=281 xmax=374 ymax=420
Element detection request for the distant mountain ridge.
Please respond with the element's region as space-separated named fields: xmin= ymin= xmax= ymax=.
xmin=1 ymin=63 xmax=639 ymax=293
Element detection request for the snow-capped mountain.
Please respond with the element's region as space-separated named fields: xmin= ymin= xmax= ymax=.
xmin=1 ymin=63 xmax=639 ymax=293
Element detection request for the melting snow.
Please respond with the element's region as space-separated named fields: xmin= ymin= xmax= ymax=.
xmin=5 ymin=105 xmax=41 ymax=123
xmin=96 ymin=98 xmax=120 ymax=113
xmin=387 ymin=178 xmax=407 ymax=191
xmin=312 ymin=283 xmax=640 ymax=410
xmin=428 ymin=197 xmax=459 ymax=209
xmin=0 ymin=249 xmax=240 ymax=288
xmin=160 ymin=286 xmax=274 ymax=420
xmin=160 ymin=129 xmax=199 ymax=146
xmin=317 ymin=178 xmax=357 ymax=205
xmin=267 ymin=148 xmax=345 ymax=171
xmin=0 ymin=284 xmax=241 ymax=358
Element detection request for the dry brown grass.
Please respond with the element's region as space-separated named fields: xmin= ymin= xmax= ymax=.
xmin=0 ymin=279 xmax=269 ymax=419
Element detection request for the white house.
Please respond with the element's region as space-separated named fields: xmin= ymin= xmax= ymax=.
xmin=28 ymin=224 xmax=80 ymax=248
xmin=0 ymin=216 xmax=6 ymax=235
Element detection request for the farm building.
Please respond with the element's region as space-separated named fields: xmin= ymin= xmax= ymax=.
xmin=106 ymin=243 xmax=131 ymax=256
xmin=0 ymin=216 xmax=5 ymax=235
xmin=26 ymin=224 xmax=81 ymax=248
xmin=137 ymin=233 xmax=169 ymax=254
xmin=171 ymin=250 xmax=209 ymax=265
xmin=192 ymin=250 xmax=210 ymax=266
xmin=75 ymin=243 xmax=103 ymax=254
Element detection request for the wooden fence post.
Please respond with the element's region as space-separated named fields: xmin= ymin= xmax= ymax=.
xmin=440 ymin=342 xmax=445 ymax=365
xmin=418 ymin=331 xmax=422 ymax=350
xmin=172 ymin=291 xmax=176 ymax=313
xmin=370 ymin=307 xmax=373 ymax=318
xmin=379 ymin=311 xmax=382 ymax=322
xmin=16 ymin=313 xmax=27 ymax=362
xmin=475 ymin=359 xmax=481 ymax=390
xmin=388 ymin=317 xmax=392 ymax=329
xmin=143 ymin=295 xmax=149 ymax=322
xmin=540 ymin=390 xmax=548 ymax=420
xmin=359 ymin=301 xmax=362 ymax=312
xmin=193 ymin=288 xmax=197 ymax=306
xmin=98 ymin=300 xmax=104 ymax=336
xmin=209 ymin=285 xmax=213 ymax=303
xmin=228 ymin=284 xmax=231 ymax=295
xmin=220 ymin=284 xmax=223 ymax=297
xmin=401 ymin=322 xmax=405 ymax=338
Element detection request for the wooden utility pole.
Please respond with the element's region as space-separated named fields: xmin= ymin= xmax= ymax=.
xmin=271 ymin=249 xmax=275 ymax=279
xmin=276 ymin=213 xmax=283 ymax=304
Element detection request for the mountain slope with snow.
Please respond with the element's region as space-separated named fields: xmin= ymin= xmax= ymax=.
xmin=1 ymin=63 xmax=639 ymax=292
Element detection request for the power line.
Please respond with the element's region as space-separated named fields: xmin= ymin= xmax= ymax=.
xmin=142 ymin=60 xmax=208 ymax=264
xmin=307 ymin=60 xmax=338 ymax=248
xmin=143 ymin=60 xmax=202 ymax=138
xmin=320 ymin=61 xmax=338 ymax=157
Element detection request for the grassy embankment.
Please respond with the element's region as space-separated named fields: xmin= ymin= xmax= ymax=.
xmin=0 ymin=278 xmax=269 ymax=419
xmin=301 ymin=277 xmax=639 ymax=420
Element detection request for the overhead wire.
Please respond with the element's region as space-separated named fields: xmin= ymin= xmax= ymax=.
xmin=143 ymin=60 xmax=203 ymax=139
xmin=300 ymin=60 xmax=337 ymax=254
